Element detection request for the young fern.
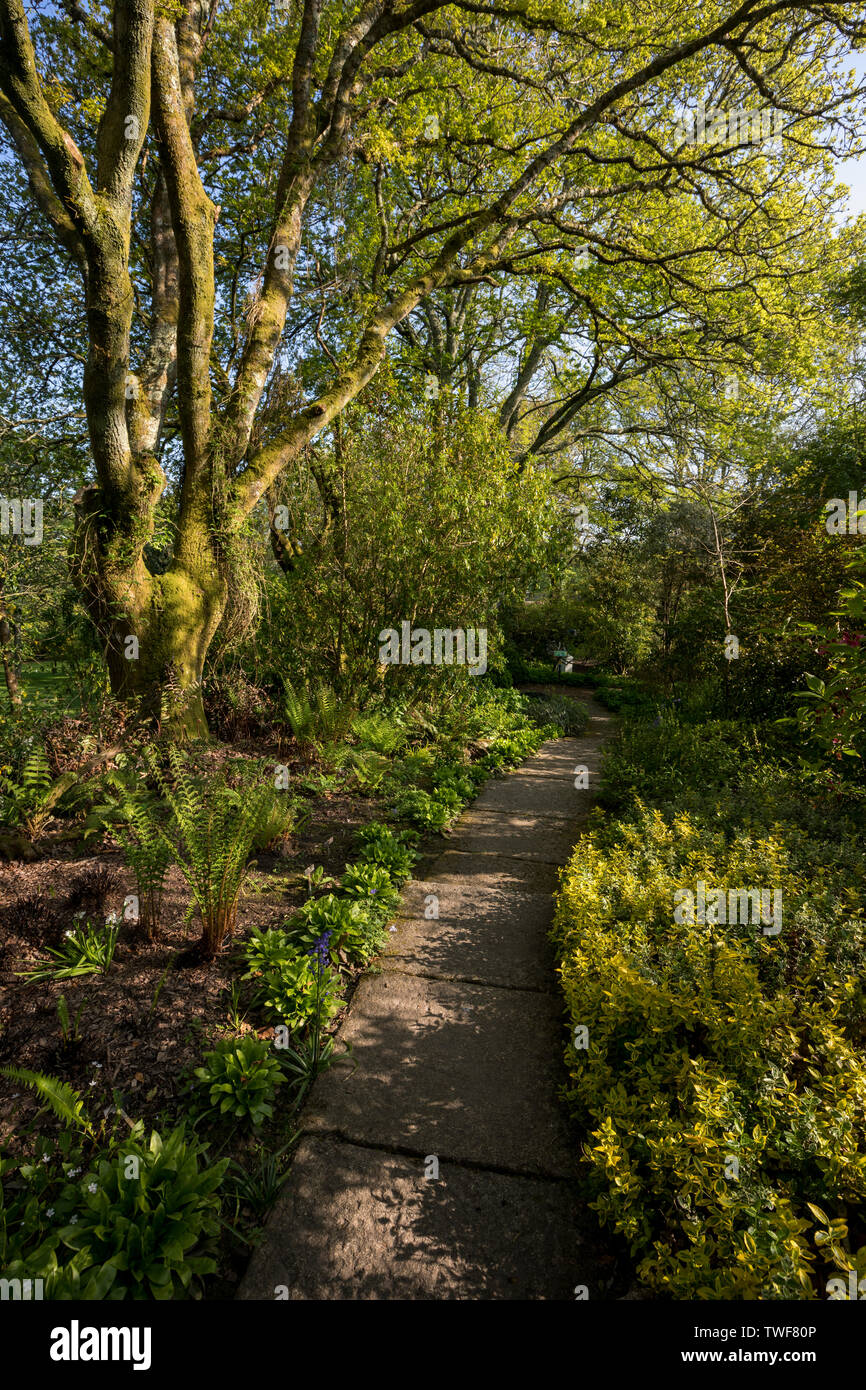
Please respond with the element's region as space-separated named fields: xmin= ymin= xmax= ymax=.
xmin=1 ymin=743 xmax=78 ymax=839
xmin=282 ymin=682 xmax=356 ymax=752
xmin=115 ymin=796 xmax=173 ymax=939
xmin=147 ymin=747 xmax=274 ymax=959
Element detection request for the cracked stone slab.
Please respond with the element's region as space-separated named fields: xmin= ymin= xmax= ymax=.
xmin=383 ymin=875 xmax=556 ymax=991
xmin=303 ymin=970 xmax=578 ymax=1178
xmin=469 ymin=733 xmax=611 ymax=820
xmin=238 ymin=1135 xmax=602 ymax=1301
xmin=447 ymin=807 xmax=583 ymax=863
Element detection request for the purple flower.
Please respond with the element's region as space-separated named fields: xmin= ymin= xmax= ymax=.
xmin=309 ymin=930 xmax=332 ymax=970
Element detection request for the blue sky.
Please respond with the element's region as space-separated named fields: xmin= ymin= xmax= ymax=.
xmin=834 ymin=50 xmax=866 ymax=219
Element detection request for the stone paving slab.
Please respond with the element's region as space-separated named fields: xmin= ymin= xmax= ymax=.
xmin=383 ymin=886 xmax=556 ymax=991
xmin=385 ymin=854 xmax=558 ymax=990
xmin=401 ymin=849 xmax=562 ymax=897
xmin=469 ymin=734 xmax=604 ymax=819
xmin=448 ymin=807 xmax=582 ymax=862
xmin=239 ymin=1135 xmax=601 ymax=1301
xmin=303 ymin=969 xmax=578 ymax=1177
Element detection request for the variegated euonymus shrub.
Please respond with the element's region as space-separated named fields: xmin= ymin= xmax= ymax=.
xmin=553 ymin=719 xmax=866 ymax=1299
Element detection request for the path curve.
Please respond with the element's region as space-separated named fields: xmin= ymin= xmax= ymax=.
xmin=239 ymin=690 xmax=615 ymax=1300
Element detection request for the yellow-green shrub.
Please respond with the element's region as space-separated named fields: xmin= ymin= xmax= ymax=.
xmin=553 ymin=797 xmax=866 ymax=1299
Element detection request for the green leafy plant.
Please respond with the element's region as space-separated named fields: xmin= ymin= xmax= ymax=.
xmin=250 ymin=788 xmax=297 ymax=852
xmin=387 ymin=784 xmax=461 ymax=832
xmin=302 ymin=863 xmax=338 ymax=896
xmin=340 ymin=861 xmax=401 ymax=917
xmin=241 ymin=926 xmax=343 ymax=1033
xmin=351 ymin=711 xmax=405 ymax=754
xmin=354 ymin=821 xmax=419 ymax=879
xmin=18 ymin=918 xmax=120 ymax=984
xmin=0 ymin=743 xmax=80 ymax=840
xmin=283 ymin=681 xmax=356 ymax=751
xmin=56 ymin=994 xmax=85 ymax=1054
xmin=59 ymin=1123 xmax=227 ymax=1299
xmin=192 ymin=1035 xmax=285 ymax=1128
xmin=148 ymin=747 xmax=275 ymax=958
xmin=0 ymin=1065 xmax=94 ymax=1137
xmin=551 ymin=716 xmax=866 ymax=1299
xmin=287 ymin=892 xmax=386 ymax=965
xmin=114 ymin=796 xmax=173 ymax=939
xmin=225 ymin=1146 xmax=296 ymax=1225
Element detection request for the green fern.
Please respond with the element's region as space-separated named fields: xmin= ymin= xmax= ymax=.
xmin=114 ymin=795 xmax=173 ymax=939
xmin=147 ymin=747 xmax=275 ymax=958
xmin=283 ymin=682 xmax=355 ymax=750
xmin=283 ymin=683 xmax=315 ymax=744
xmin=0 ymin=1065 xmax=93 ymax=1137
xmin=351 ymin=712 xmax=404 ymax=755
xmin=1 ymin=744 xmax=78 ymax=839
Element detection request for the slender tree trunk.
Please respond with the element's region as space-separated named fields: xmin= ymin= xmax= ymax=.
xmin=0 ymin=576 xmax=22 ymax=709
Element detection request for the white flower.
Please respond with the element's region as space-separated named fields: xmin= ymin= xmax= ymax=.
xmin=105 ymin=912 xmax=118 ymax=925
xmin=69 ymin=1215 xmax=78 ymax=1225
xmin=90 ymin=1062 xmax=102 ymax=1069
xmin=46 ymin=1207 xmax=55 ymax=1217
xmin=66 ymin=1166 xmax=81 ymax=1177
xmin=87 ymin=1182 xmax=98 ymax=1193
xmin=41 ymin=1153 xmax=51 ymax=1163
xmin=88 ymin=1080 xmax=97 ymax=1087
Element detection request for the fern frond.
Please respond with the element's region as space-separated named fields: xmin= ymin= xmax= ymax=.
xmin=0 ymin=1066 xmax=93 ymax=1137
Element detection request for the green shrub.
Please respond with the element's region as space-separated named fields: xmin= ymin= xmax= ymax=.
xmin=552 ymin=720 xmax=866 ymax=1300
xmin=350 ymin=711 xmax=406 ymax=755
xmin=340 ymin=861 xmax=401 ymax=917
xmin=387 ymin=785 xmax=461 ymax=832
xmin=287 ymin=892 xmax=387 ymax=965
xmin=193 ymin=1035 xmax=284 ymax=1128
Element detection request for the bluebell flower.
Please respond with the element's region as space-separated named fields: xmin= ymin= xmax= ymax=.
xmin=309 ymin=929 xmax=332 ymax=970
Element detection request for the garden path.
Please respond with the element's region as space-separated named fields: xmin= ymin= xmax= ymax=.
xmin=238 ymin=690 xmax=615 ymax=1300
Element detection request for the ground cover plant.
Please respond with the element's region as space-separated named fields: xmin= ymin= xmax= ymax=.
xmin=552 ymin=712 xmax=866 ymax=1299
